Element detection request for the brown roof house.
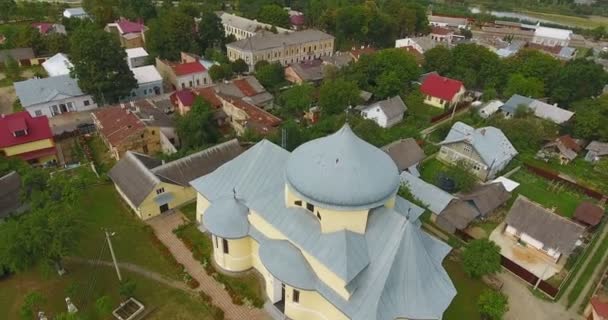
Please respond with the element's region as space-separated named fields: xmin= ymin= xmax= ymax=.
xmin=91 ymin=99 xmax=179 ymax=160
xmin=108 ymin=139 xmax=245 ymax=219
xmin=285 ymin=59 xmax=325 ymax=85
xmin=540 ymin=135 xmax=585 ymax=164
xmin=217 ymin=94 xmax=282 ymax=135
xmin=383 ymin=138 xmax=425 ymax=175
xmin=574 ymin=202 xmax=605 ymax=228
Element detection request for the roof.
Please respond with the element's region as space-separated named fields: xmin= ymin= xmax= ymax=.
xmin=505 ymin=196 xmax=585 ymax=255
xmin=233 ymin=78 xmax=259 ymax=96
xmin=321 ymin=52 xmax=354 ymax=68
xmin=226 ymin=29 xmax=333 ymax=52
xmin=0 ymin=112 xmax=53 ymax=148
xmin=14 ymin=75 xmax=86 ymax=108
xmin=460 ymin=182 xmax=511 ymax=217
xmin=491 ymin=176 xmax=520 ymax=192
xmin=573 ymin=202 xmax=604 ymax=227
xmin=290 ymin=14 xmax=305 ymax=26
xmin=31 ymin=22 xmax=53 ymax=34
xmin=190 ymin=136 xmax=456 ymax=320
xmin=64 ymin=8 xmax=86 ymax=16
xmin=440 ymin=201 xmax=479 ymax=230
xmin=172 ymin=61 xmax=206 ymax=76
xmin=0 ymin=48 xmax=35 ymax=64
xmin=431 ymin=26 xmax=453 ymax=36
xmin=109 ymin=139 xmax=244 ymax=206
xmin=0 ymin=171 xmax=22 ymax=219
xmin=193 ymin=87 xmax=222 ymax=108
xmin=219 ymin=96 xmax=281 ymax=133
xmin=217 ymin=12 xmax=291 ymax=34
xmin=131 ymin=65 xmax=162 ymax=84
xmin=286 ymin=124 xmax=400 ymax=210
xmin=591 ymin=296 xmax=608 ymax=318
xmin=587 ymin=141 xmax=608 ymax=156
xmin=382 ymin=138 xmax=425 ymax=172
xmin=350 ymin=47 xmax=377 ymax=60
xmin=175 ymin=89 xmax=195 ymax=106
xmin=42 ymin=53 xmax=73 ymax=77
xmin=428 ymin=15 xmax=468 ymax=26
xmin=287 ymin=60 xmax=325 ymax=82
xmin=502 ymin=94 xmax=574 ymax=124
xmin=478 ymin=100 xmax=504 ymax=117
xmin=440 ymin=122 xmax=518 ymax=168
xmin=126 ymin=47 xmax=148 ymax=59
xmin=203 ymin=195 xmax=249 ymax=239
xmin=361 ymin=96 xmax=407 ymax=122
xmin=115 ymin=19 xmax=146 ymax=34
xmin=558 ymin=46 xmax=577 ymax=59
xmin=400 ymin=171 xmax=456 ymax=215
xmin=534 ymin=26 xmax=572 ymax=40
xmin=420 ymin=73 xmax=464 ymax=101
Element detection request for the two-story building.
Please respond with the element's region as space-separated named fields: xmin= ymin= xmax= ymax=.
xmin=14 ymin=75 xmax=97 ymax=118
xmin=129 ymin=65 xmax=163 ymax=100
xmin=226 ymin=30 xmax=335 ymax=72
xmin=156 ymin=56 xmax=211 ymax=90
xmin=105 ymin=18 xmax=148 ymax=48
xmin=420 ymin=73 xmax=465 ymax=109
xmin=0 ymin=112 xmax=57 ymax=165
xmin=217 ymin=12 xmax=292 ymax=41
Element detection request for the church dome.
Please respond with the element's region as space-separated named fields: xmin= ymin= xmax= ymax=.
xmin=285 ymin=124 xmax=400 ymax=209
xmin=203 ymin=195 xmax=249 ymax=239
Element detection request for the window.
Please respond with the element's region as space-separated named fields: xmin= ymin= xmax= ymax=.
xmin=293 ymin=289 xmax=300 ymax=303
xmin=84 ymin=100 xmax=90 ymax=106
xmin=189 ymin=81 xmax=193 ymax=87
xmin=222 ymin=238 xmax=229 ymax=254
xmin=294 ymin=200 xmax=302 ymax=206
xmin=156 ymin=187 xmax=165 ymax=195
xmin=151 ymin=130 xmax=155 ymax=135
xmin=464 ymin=145 xmax=472 ymax=153
xmin=196 ymin=79 xmax=200 ymax=86
xmin=306 ymin=203 xmax=314 ymax=212
xmin=317 ymin=212 xmax=322 ymax=220
xmin=214 ymin=235 xmax=218 ymax=248
xmin=35 ymin=110 xmax=42 ymax=116
xmin=13 ymin=130 xmax=26 ymax=137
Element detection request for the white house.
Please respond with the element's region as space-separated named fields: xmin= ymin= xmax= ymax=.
xmin=42 ymin=53 xmax=73 ymax=77
xmin=428 ymin=15 xmax=469 ymax=29
xmin=126 ymin=47 xmax=149 ymax=69
xmin=359 ymin=95 xmax=407 ymax=128
xmin=129 ymin=66 xmax=163 ymax=100
xmin=477 ymin=100 xmax=503 ymax=118
xmin=63 ymin=8 xmax=88 ymax=19
xmin=14 ymin=75 xmax=97 ymax=118
xmin=532 ymin=26 xmax=572 ymax=47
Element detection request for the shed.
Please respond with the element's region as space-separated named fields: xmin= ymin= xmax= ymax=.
xmin=573 ymin=202 xmax=604 ymax=227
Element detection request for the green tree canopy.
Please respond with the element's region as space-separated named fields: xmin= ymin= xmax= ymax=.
xmin=70 ymin=24 xmax=137 ymax=104
xmin=232 ymin=59 xmax=249 ymax=75
xmin=258 ymin=5 xmax=290 ymax=28
xmin=277 ymin=83 xmax=314 ymax=117
xmin=424 ymin=46 xmax=452 ymax=75
xmin=146 ymin=9 xmax=199 ymax=60
xmin=255 ymin=62 xmax=285 ymax=90
xmin=503 ymin=73 xmax=545 ymax=99
xmin=550 ymin=59 xmax=607 ymax=105
xmin=117 ymin=0 xmax=156 ymax=21
xmin=176 ymin=97 xmax=219 ymax=150
xmin=83 ymin=0 xmax=117 ymax=26
xmin=197 ymin=10 xmax=226 ymax=52
xmin=478 ymin=290 xmax=509 ymax=320
xmin=571 ymin=96 xmax=608 ymax=142
xmin=318 ymin=79 xmax=360 ymax=115
xmin=505 ymin=49 xmax=560 ymax=87
xmin=462 ymin=239 xmax=501 ymax=278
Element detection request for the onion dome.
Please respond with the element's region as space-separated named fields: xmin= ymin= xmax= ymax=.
xmin=203 ymin=195 xmax=249 ymax=239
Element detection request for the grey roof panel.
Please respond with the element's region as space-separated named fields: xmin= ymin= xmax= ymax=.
xmin=203 ymin=196 xmax=249 ymax=239
xmin=227 ymin=29 xmax=334 ymax=52
xmin=108 ymin=152 xmax=160 ymax=207
xmin=370 ymin=95 xmax=407 ymax=120
xmin=400 ymin=171 xmax=456 ymax=215
xmin=501 ymin=94 xmax=534 ymax=114
xmin=14 ymin=75 xmax=86 ymax=107
xmin=259 ymin=239 xmax=317 ymax=290
xmin=382 ymin=138 xmax=425 ymax=172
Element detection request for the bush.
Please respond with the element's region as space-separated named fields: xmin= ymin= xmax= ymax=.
xmin=478 ymin=289 xmax=508 ymax=320
xmin=462 ymin=239 xmax=502 ymax=279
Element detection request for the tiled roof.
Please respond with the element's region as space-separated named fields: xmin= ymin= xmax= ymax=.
xmin=233 ymin=78 xmax=257 ymax=96
xmin=573 ymin=202 xmax=604 ymax=227
xmin=93 ymin=105 xmax=145 ymax=147
xmin=193 ymin=87 xmax=222 ymax=108
xmin=420 ymin=73 xmax=464 ymax=101
xmin=221 ymin=96 xmax=281 ymax=132
xmin=591 ymin=296 xmax=608 ymax=318
xmin=116 ymin=19 xmax=146 ymax=34
xmin=31 ymin=22 xmax=53 ymax=34
xmin=172 ymin=61 xmax=206 ymax=76
xmin=431 ymin=26 xmax=452 ymax=35
xmin=0 ymin=112 xmax=53 ymax=148
xmin=175 ymin=89 xmax=195 ymax=106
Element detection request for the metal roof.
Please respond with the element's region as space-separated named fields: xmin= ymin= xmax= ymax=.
xmin=259 ymin=239 xmax=317 ymax=290
xmin=361 ymin=95 xmax=407 ymax=122
xmin=382 ymin=138 xmax=425 ymax=172
xmin=14 ymin=75 xmax=86 ymax=107
xmin=202 ymin=195 xmax=249 ymax=239
xmin=42 ymin=53 xmax=73 ymax=77
xmin=226 ymin=29 xmax=334 ymax=52
xmin=400 ymin=171 xmax=456 ymax=215
xmin=285 ymin=124 xmax=400 ymax=210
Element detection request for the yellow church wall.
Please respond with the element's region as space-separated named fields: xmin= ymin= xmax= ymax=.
xmin=196 ymin=193 xmax=211 ymax=223
xmin=2 ymin=139 xmax=54 ymax=156
xmin=137 ymin=182 xmax=195 ymax=220
xmin=249 ymin=210 xmax=288 ymax=240
xmin=212 ymin=236 xmax=252 ymax=272
xmin=285 ymin=285 xmax=349 ymax=320
xmin=301 ymin=251 xmax=351 ymax=300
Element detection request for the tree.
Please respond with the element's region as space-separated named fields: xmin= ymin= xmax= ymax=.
xmin=20 ymin=292 xmax=46 ymax=320
xmin=503 ymin=74 xmax=544 ymax=99
xmin=375 ymin=71 xmax=402 ymax=98
xmin=462 ymin=239 xmax=501 ymax=278
xmin=424 ymin=46 xmax=452 ymax=75
xmin=82 ymin=0 xmax=117 ymax=26
xmin=146 ymin=9 xmax=199 ymax=60
xmin=258 ymin=5 xmax=290 ymax=28
xmin=95 ymin=295 xmax=113 ymax=317
xmin=478 ymin=290 xmax=509 ymax=320
xmin=42 ymin=33 xmax=70 ymax=55
xmin=596 ymin=159 xmax=608 ymax=175
xmin=255 ymin=62 xmax=285 ymax=89
xmin=277 ymin=84 xmax=314 ymax=117
xmin=197 ymin=10 xmax=226 ymax=52
xmin=318 ymin=79 xmax=360 ymax=115
xmin=591 ymin=26 xmax=606 ymax=41
xmin=70 ymin=24 xmax=137 ymax=104
xmin=0 ymin=0 xmax=17 ymax=23
xmin=505 ymin=49 xmax=560 ymax=87
xmin=460 ymin=28 xmax=473 ymax=39
xmin=209 ymin=64 xmax=226 ymax=82
xmin=334 ymin=5 xmax=368 ymax=43
xmin=232 ymin=59 xmax=249 ymax=75
xmin=117 ymin=0 xmax=156 ymax=21
xmin=571 ymin=96 xmax=608 ymax=141
xmin=441 ymin=160 xmax=477 ymax=192
xmin=483 ymin=87 xmax=497 ymax=102
xmin=550 ymin=59 xmax=607 ymax=105
xmin=176 ymin=97 xmax=219 ymax=150
xmin=4 ymin=55 xmax=20 ymax=81
xmin=119 ymin=279 xmax=137 ymax=298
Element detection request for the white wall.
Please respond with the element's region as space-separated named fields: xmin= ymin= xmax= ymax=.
xmin=26 ymin=95 xmax=97 ymax=118
xmin=129 ymin=80 xmax=163 ymax=100
xmin=128 ymin=56 xmax=148 ymax=69
xmin=361 ymin=106 xmax=389 ymax=128
xmin=176 ymin=72 xmax=211 ymax=89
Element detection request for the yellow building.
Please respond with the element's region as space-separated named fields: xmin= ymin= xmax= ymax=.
xmin=108 ymin=139 xmax=244 ymax=220
xmin=0 ymin=112 xmax=57 ymax=165
xmin=420 ymin=73 xmax=466 ymax=109
xmin=190 ymin=125 xmax=457 ymax=320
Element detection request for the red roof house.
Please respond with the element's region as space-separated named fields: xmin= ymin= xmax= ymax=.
xmin=172 ymin=62 xmax=206 ymax=76
xmin=420 ymin=73 xmax=465 ymax=109
xmin=591 ymin=296 xmax=608 ymax=320
xmin=0 ymin=112 xmax=57 ymax=163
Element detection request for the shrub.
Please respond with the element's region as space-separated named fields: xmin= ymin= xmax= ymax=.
xmin=462 ymin=239 xmax=502 ymax=279
xmin=478 ymin=289 xmax=508 ymax=320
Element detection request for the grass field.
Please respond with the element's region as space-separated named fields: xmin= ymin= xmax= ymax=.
xmin=522 ymin=10 xmax=608 ymax=29
xmin=523 ymin=155 xmax=608 ymax=194
xmin=443 ymin=259 xmax=489 ymax=320
xmin=567 ymin=231 xmax=608 ymax=307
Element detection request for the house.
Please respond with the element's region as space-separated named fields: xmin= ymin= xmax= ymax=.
xmin=14 ymin=75 xmax=97 ymax=118
xmin=420 ymin=73 xmax=466 ymax=109
xmin=31 ymin=22 xmax=66 ymax=36
xmin=320 ymin=51 xmax=354 ymax=69
xmin=172 ymin=90 xmax=196 ymax=115
xmin=430 ymin=26 xmax=454 ymax=44
xmin=358 ymin=95 xmax=407 ymax=128
xmin=129 ymin=65 xmax=163 ymax=100
xmin=41 ymin=53 xmax=73 ymax=77
xmin=126 ymin=47 xmax=149 ymax=69
xmin=190 ymin=124 xmax=456 ymax=320
xmin=540 ymin=135 xmax=585 ymax=164
xmin=383 ymin=138 xmax=425 ymax=175
xmin=504 ymin=196 xmax=584 ymax=262
xmin=501 ymin=94 xmax=574 ymax=124
xmin=532 ymin=26 xmax=572 ymax=47
xmin=428 ymin=14 xmax=469 ymax=29
xmin=226 ymin=29 xmax=334 ymax=72
xmin=284 ymin=59 xmax=325 ymax=85
xmin=438 ymin=122 xmax=518 ymax=180
xmin=217 ymin=12 xmax=292 ymax=41
xmin=585 ymin=141 xmax=608 ymax=163
xmin=496 ymin=41 xmax=525 ymax=58
xmin=290 ymin=13 xmax=305 ymax=31
xmin=0 ymin=48 xmax=36 ymax=66
xmin=108 ymin=139 xmax=245 ymax=220
xmin=400 ymin=171 xmax=457 ymax=216
xmin=590 ymin=296 xmax=608 ymax=320
xmin=395 ymin=37 xmax=438 ymax=55
xmin=63 ymin=8 xmax=88 ymax=19
xmin=573 ymin=202 xmax=604 ymax=228
xmin=214 ymin=76 xmax=274 ymax=109
xmin=0 ymin=171 xmax=26 ymax=219
xmin=0 ymin=112 xmax=57 ymax=165
xmin=437 ymin=183 xmax=511 ymax=234
xmin=156 ymin=57 xmax=211 ymax=90
xmin=92 ymin=100 xmax=178 ymax=159
xmin=477 ymin=100 xmax=504 ymax=118
xmin=217 ymin=95 xmax=281 ymax=135
xmin=105 ymin=18 xmax=148 ymax=49
xmin=349 ymin=46 xmax=376 ymax=62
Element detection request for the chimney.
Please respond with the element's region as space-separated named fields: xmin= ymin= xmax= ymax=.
xmin=1 ymin=114 xmax=4 ymax=118
xmin=481 ymin=128 xmax=486 ymax=135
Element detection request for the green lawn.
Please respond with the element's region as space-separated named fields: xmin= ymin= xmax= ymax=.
xmin=74 ymin=184 xmax=182 ymax=279
xmin=419 ymin=157 xmax=450 ymax=184
xmin=523 ymin=155 xmax=608 ymax=194
xmin=443 ymin=259 xmax=489 ymax=320
xmin=181 ymin=202 xmax=197 ymax=222
xmin=509 ymin=169 xmax=593 ymax=218
xmin=0 ymin=262 xmax=215 ymax=320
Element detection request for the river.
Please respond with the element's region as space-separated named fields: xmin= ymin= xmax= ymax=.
xmin=469 ymin=7 xmax=573 ymax=27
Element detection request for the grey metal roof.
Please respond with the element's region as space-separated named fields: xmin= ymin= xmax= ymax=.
xmin=502 ymin=94 xmax=574 ymax=124
xmin=190 ymin=134 xmax=456 ymax=320
xmin=501 ymin=94 xmax=534 ymax=114
xmin=382 ymin=138 xmax=425 ymax=172
xmin=506 ymin=196 xmax=585 ymax=255
xmin=0 ymin=48 xmax=34 ymax=64
xmin=587 ymin=141 xmax=608 ymax=156
xmin=361 ymin=95 xmax=407 ymax=122
xmin=286 ymin=124 xmax=400 ymax=210
xmin=217 ymin=12 xmax=291 ymax=34
xmin=226 ymin=29 xmax=334 ymax=52
xmin=202 ymin=195 xmax=249 ymax=239
xmin=460 ymin=182 xmax=511 ymax=217
xmin=14 ymin=75 xmax=86 ymax=107
xmin=108 ymin=151 xmax=160 ymax=207
xmin=440 ymin=121 xmax=518 ymax=168
xmin=400 ymin=171 xmax=456 ymax=215
xmin=0 ymin=171 xmax=23 ymax=218
xmin=259 ymin=239 xmax=317 ymax=290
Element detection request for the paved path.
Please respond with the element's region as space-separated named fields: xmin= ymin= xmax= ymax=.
xmin=498 ymin=271 xmax=579 ymax=320
xmin=146 ymin=212 xmax=269 ymax=320
xmin=420 ymin=105 xmax=471 ymax=138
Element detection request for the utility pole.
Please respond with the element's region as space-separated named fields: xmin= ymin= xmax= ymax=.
xmin=105 ymin=230 xmax=122 ymax=281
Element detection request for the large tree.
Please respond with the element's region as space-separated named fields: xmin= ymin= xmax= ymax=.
xmin=117 ymin=0 xmax=156 ymax=21
xmin=478 ymin=290 xmax=509 ymax=320
xmin=197 ymin=10 xmax=226 ymax=53
xmin=571 ymin=96 xmax=608 ymax=142
xmin=258 ymin=4 xmax=290 ymax=28
xmin=82 ymin=0 xmax=118 ymax=26
xmin=318 ymin=79 xmax=360 ymax=115
xmin=176 ymin=97 xmax=219 ymax=150
xmin=550 ymin=59 xmax=607 ymax=105
xmin=277 ymin=83 xmax=314 ymax=117
xmin=70 ymin=24 xmax=137 ymax=104
xmin=255 ymin=62 xmax=285 ymax=89
xmin=146 ymin=9 xmax=199 ymax=60
xmin=0 ymin=0 xmax=16 ymax=23
xmin=462 ymin=239 xmax=501 ymax=279
xmin=424 ymin=46 xmax=452 ymax=75
xmin=503 ymin=73 xmax=545 ymax=99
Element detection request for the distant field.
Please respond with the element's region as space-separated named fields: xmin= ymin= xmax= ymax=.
xmin=522 ymin=10 xmax=608 ymax=29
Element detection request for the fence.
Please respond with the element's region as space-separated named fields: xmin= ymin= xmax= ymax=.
xmin=523 ymin=163 xmax=606 ymax=200
xmin=430 ymin=103 xmax=469 ymax=124
xmin=500 ymin=255 xmax=559 ymax=298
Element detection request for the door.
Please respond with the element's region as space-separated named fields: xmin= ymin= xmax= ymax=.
xmin=159 ymin=203 xmax=169 ymax=213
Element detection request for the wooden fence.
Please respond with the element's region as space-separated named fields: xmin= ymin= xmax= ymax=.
xmin=523 ymin=164 xmax=605 ymax=200
xmin=430 ymin=103 xmax=469 ymax=124
xmin=501 ymin=255 xmax=559 ymax=298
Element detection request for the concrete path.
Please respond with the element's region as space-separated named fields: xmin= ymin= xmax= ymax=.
xmin=146 ymin=212 xmax=270 ymax=320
